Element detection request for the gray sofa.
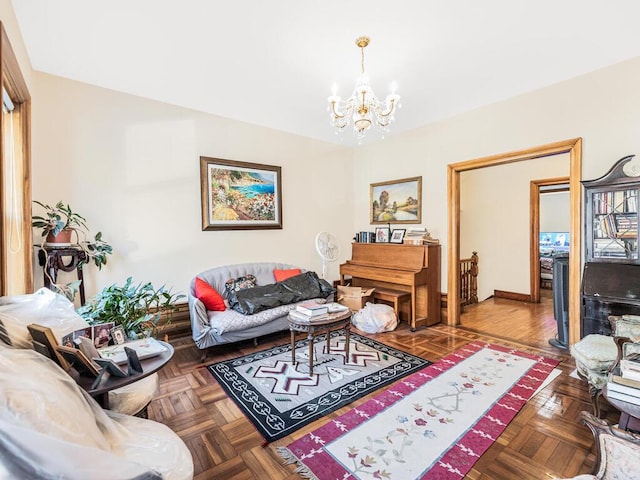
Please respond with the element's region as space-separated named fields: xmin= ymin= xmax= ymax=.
xmin=189 ymin=262 xmax=331 ymax=361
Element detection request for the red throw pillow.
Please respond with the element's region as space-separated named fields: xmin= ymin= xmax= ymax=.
xmin=273 ymin=268 xmax=302 ymax=282
xmin=194 ymin=277 xmax=226 ymax=311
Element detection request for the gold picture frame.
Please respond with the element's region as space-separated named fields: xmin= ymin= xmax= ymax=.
xmin=200 ymin=156 xmax=283 ymax=231
xmin=370 ymin=176 xmax=422 ymax=224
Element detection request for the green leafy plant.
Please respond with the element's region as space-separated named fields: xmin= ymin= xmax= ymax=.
xmin=32 ymin=200 xmax=88 ymax=237
xmin=51 ymin=280 xmax=83 ymax=303
xmin=32 ymin=200 xmax=113 ymax=269
xmin=77 ymin=277 xmax=185 ymax=339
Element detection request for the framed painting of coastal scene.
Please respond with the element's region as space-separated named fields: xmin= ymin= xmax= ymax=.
xmin=370 ymin=176 xmax=422 ymax=224
xmin=200 ymin=157 xmax=282 ymax=230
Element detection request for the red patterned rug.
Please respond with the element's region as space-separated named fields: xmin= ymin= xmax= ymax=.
xmin=278 ymin=342 xmax=559 ymax=479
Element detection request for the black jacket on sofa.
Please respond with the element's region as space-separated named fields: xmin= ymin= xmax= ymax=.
xmin=226 ymin=271 xmax=335 ymax=315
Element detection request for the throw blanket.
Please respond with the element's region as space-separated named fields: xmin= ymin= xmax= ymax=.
xmin=227 ymin=271 xmax=335 ymax=315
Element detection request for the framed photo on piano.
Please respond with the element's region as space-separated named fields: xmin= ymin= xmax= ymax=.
xmin=370 ymin=176 xmax=422 ymax=225
xmin=375 ymin=227 xmax=390 ymax=243
xmin=390 ymin=229 xmax=406 ymax=244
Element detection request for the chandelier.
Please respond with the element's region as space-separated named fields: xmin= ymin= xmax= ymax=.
xmin=328 ymin=36 xmax=400 ymax=139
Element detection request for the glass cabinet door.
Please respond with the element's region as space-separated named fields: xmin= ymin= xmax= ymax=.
xmin=590 ymin=188 xmax=638 ymax=260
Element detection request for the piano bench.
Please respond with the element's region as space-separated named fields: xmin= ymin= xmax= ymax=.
xmin=372 ymin=289 xmax=411 ymax=324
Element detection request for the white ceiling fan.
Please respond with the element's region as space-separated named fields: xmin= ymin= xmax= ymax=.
xmin=315 ymin=232 xmax=340 ymax=279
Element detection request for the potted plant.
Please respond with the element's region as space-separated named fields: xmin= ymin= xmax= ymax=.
xmin=32 ymin=200 xmax=113 ymax=269
xmin=77 ymin=277 xmax=185 ymax=339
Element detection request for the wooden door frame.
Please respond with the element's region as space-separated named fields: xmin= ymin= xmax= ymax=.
xmin=447 ymin=138 xmax=582 ymax=346
xmin=530 ymin=178 xmax=570 ymax=303
xmin=0 ymin=22 xmax=32 ymax=295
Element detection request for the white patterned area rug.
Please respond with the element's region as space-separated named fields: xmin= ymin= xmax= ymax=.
xmin=278 ymin=341 xmax=560 ymax=480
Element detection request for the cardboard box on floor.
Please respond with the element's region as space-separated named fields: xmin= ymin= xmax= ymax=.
xmin=337 ymin=285 xmax=375 ymax=312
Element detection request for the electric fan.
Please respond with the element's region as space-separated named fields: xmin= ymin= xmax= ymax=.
xmin=315 ymin=231 xmax=340 ymax=279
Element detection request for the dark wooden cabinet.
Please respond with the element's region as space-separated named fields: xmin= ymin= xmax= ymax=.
xmin=583 ymin=155 xmax=639 ymax=263
xmin=581 ymin=262 xmax=640 ymax=336
xmin=581 ymin=155 xmax=640 ymax=337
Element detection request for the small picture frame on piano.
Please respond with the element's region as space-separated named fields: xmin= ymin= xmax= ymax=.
xmin=390 ymin=229 xmax=406 ymax=244
xmin=375 ymin=227 xmax=390 ymax=243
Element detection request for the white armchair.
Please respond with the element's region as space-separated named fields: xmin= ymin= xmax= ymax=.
xmin=0 ymin=344 xmax=193 ymax=480
xmin=0 ymin=288 xmax=158 ymax=416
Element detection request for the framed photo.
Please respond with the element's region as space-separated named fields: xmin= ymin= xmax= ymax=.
xmin=200 ymin=156 xmax=282 ymax=231
xmin=390 ymin=229 xmax=406 ymax=244
xmin=27 ymin=324 xmax=68 ymax=369
xmin=92 ymin=322 xmax=114 ymax=349
xmin=55 ymin=345 xmax=100 ymax=377
xmin=93 ymin=357 xmax=129 ymax=377
xmin=125 ymin=346 xmax=143 ymax=374
xmin=375 ymin=226 xmax=390 ymax=243
xmin=77 ymin=336 xmax=100 ymax=364
xmin=111 ymin=326 xmax=126 ymax=345
xmin=370 ymin=176 xmax=422 ymax=225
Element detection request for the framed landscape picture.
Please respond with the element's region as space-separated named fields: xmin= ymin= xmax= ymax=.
xmin=370 ymin=176 xmax=422 ymax=225
xmin=200 ymin=157 xmax=282 ymax=230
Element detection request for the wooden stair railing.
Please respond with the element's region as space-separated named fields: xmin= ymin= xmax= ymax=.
xmin=460 ymin=251 xmax=478 ymax=307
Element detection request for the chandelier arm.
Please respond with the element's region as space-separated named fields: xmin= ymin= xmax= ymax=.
xmin=376 ymin=98 xmax=398 ymax=118
xmin=330 ymin=100 xmax=347 ymax=119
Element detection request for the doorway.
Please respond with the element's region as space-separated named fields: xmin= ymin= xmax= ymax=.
xmin=447 ymin=138 xmax=583 ymax=346
xmin=530 ymin=178 xmax=570 ymax=304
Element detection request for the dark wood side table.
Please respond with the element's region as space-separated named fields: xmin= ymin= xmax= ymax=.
xmin=75 ymin=340 xmax=174 ymax=409
xmin=603 ymin=383 xmax=640 ymax=432
xmin=36 ymin=245 xmax=88 ymax=305
xmin=289 ymin=310 xmax=352 ymax=375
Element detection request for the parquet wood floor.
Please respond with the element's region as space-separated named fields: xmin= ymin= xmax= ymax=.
xmin=150 ymin=291 xmax=620 ymax=479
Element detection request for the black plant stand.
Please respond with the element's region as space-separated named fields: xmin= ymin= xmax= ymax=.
xmin=36 ymin=245 xmax=87 ymax=305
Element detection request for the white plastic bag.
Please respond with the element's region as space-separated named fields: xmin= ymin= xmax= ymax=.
xmin=352 ymin=302 xmax=398 ymax=333
xmin=0 ymin=288 xmax=88 ymax=347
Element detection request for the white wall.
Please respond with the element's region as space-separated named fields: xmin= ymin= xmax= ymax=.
xmin=353 ymin=56 xmax=640 ymax=293
xmin=540 ymin=191 xmax=570 ymax=232
xmin=31 ymin=74 xmax=354 ymax=299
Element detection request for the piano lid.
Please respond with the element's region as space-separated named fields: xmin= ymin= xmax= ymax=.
xmin=582 ymin=262 xmax=640 ymax=301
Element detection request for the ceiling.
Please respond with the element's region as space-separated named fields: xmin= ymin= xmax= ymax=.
xmin=11 ymin=0 xmax=640 ymax=146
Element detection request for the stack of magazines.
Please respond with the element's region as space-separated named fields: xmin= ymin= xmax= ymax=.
xmin=403 ymin=228 xmax=440 ymax=246
xmin=289 ymin=301 xmax=349 ymax=323
xmin=607 ymin=353 xmax=640 ymax=404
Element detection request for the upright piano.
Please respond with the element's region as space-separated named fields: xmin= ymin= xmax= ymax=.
xmin=340 ymin=243 xmax=441 ymax=331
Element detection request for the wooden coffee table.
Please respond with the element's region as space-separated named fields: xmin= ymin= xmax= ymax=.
xmin=289 ymin=310 xmax=352 ymax=375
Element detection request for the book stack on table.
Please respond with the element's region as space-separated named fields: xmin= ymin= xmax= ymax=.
xmin=289 ymin=301 xmax=349 ymax=323
xmin=607 ymin=353 xmax=640 ymax=404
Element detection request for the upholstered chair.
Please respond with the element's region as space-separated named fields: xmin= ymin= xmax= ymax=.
xmin=0 ymin=288 xmax=158 ymax=417
xmin=0 ymin=344 xmax=193 ymax=480
xmin=570 ymin=315 xmax=640 ymax=416
xmin=581 ymin=411 xmax=640 ymax=479
xmin=556 ymin=411 xmax=640 ymax=480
